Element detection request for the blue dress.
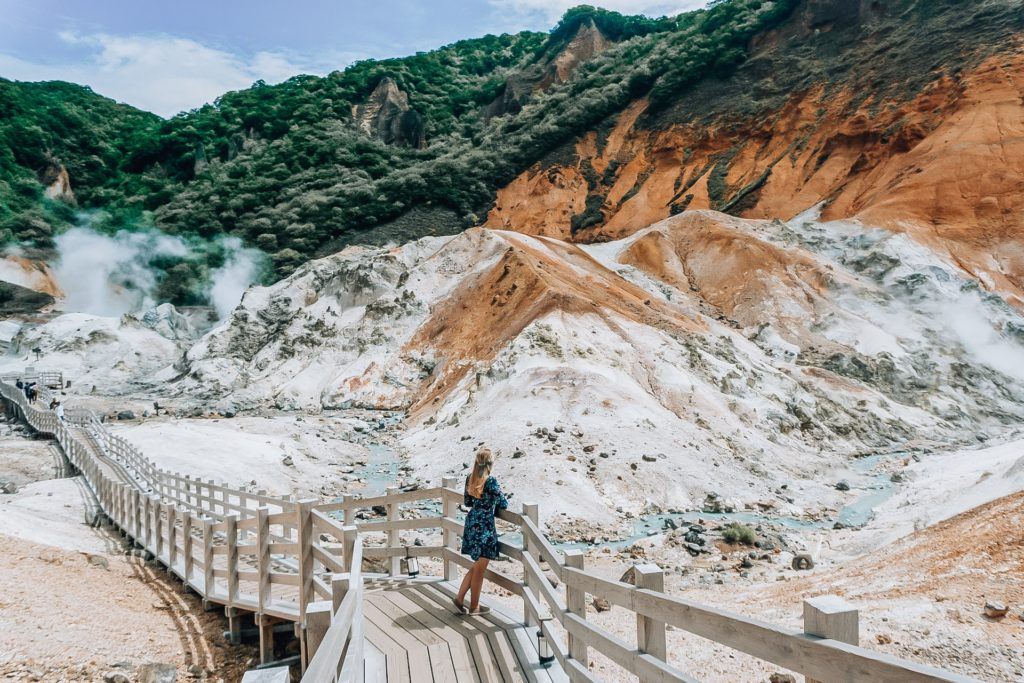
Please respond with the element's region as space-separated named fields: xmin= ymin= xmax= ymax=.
xmin=461 ymin=476 xmax=508 ymax=561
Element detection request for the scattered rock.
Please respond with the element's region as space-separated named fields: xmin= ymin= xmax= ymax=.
xmin=592 ymin=596 xmax=610 ymax=612
xmin=835 ymin=480 xmax=850 ymax=491
xmin=371 ymin=505 xmax=387 ymax=516
xmin=641 ymin=454 xmax=657 ymax=463
xmin=791 ymin=553 xmax=814 ymax=571
xmin=117 ymin=410 xmax=136 ymax=421
xmin=0 ymin=480 xmax=17 ymax=494
xmin=984 ymin=601 xmax=1009 ymax=619
xmin=282 ymin=455 xmax=294 ymax=467
xmin=769 ymin=674 xmax=796 ymax=683
xmin=138 ymin=662 xmax=177 ymax=683
xmin=84 ymin=553 xmax=110 ymax=570
xmin=103 ymin=673 xmax=131 ymax=683
xmin=875 ymin=633 xmax=893 ymax=645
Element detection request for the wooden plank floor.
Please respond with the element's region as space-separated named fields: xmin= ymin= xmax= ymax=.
xmin=362 ymin=581 xmax=566 ymax=683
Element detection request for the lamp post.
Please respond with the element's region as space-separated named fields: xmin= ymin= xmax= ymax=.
xmin=401 ymin=546 xmax=419 ymax=577
xmin=537 ymin=629 xmax=554 ymax=667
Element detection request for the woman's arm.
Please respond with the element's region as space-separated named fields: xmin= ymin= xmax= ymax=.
xmin=488 ymin=477 xmax=509 ymax=511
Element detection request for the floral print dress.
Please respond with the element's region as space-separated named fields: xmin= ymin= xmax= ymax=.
xmin=461 ymin=476 xmax=509 ymax=561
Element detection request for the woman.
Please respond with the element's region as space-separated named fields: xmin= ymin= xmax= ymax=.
xmin=454 ymin=447 xmax=508 ymax=615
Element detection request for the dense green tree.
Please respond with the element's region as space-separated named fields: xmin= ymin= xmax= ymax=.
xmin=0 ymin=1 xmax=805 ymax=279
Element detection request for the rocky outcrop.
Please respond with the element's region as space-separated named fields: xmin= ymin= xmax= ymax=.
xmin=351 ymin=77 xmax=426 ymax=148
xmin=0 ymin=255 xmax=63 ymax=297
xmin=486 ymin=19 xmax=611 ymax=118
xmin=0 ymin=281 xmax=53 ymax=315
xmin=541 ymin=17 xmax=610 ymax=89
xmin=40 ymin=163 xmax=75 ymax=204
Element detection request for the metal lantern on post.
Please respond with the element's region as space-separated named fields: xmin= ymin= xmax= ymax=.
xmin=400 ymin=546 xmax=419 ymax=577
xmin=536 ymin=629 xmax=554 ymax=667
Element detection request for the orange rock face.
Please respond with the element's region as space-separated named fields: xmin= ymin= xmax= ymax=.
xmin=486 ymin=49 xmax=1024 ymax=299
xmin=619 ymin=211 xmax=832 ymax=335
xmin=405 ymin=228 xmax=701 ymax=412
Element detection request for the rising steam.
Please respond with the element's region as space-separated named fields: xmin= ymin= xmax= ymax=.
xmin=209 ymin=236 xmax=264 ymax=319
xmin=52 ymin=225 xmax=265 ymax=319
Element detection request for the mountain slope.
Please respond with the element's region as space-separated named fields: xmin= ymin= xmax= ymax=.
xmin=2 ymin=0 xmax=1022 ymax=310
xmin=487 ymin=0 xmax=1024 ymax=299
xmin=0 ymin=2 xmax=802 ymax=271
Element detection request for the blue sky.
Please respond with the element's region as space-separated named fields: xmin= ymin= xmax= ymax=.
xmin=0 ymin=0 xmax=704 ymax=117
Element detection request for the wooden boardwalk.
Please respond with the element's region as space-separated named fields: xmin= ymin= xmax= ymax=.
xmin=359 ymin=581 xmax=565 ymax=683
xmin=0 ymin=370 xmax=977 ymax=683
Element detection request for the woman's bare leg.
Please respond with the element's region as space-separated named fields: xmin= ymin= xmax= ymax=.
xmin=468 ymin=558 xmax=489 ymax=611
xmin=455 ymin=563 xmax=476 ymax=610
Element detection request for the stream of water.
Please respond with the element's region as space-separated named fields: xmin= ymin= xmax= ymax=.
xmin=346 ymin=429 xmax=905 ymax=549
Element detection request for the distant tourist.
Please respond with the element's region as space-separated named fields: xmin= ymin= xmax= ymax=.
xmin=15 ymin=378 xmax=23 ymax=390
xmin=54 ymin=401 xmax=64 ymax=422
xmin=453 ymin=447 xmax=509 ymax=616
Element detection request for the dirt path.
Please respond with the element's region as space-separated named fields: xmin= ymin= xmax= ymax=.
xmin=0 ymin=421 xmax=257 ymax=682
xmin=0 ymin=531 xmax=256 ymax=681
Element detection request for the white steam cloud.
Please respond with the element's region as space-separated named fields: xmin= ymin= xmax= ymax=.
xmin=52 ymin=226 xmax=264 ymax=319
xmin=53 ymin=227 xmax=188 ymax=316
xmin=209 ymin=237 xmax=264 ymax=319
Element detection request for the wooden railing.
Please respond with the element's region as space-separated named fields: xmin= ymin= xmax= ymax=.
xmin=0 ymin=373 xmax=976 ymax=683
xmin=299 ymin=477 xmax=975 ymax=683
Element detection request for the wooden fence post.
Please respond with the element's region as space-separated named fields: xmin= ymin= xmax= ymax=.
xmin=226 ymin=513 xmax=239 ymax=605
xmin=143 ymin=494 xmax=152 ymax=551
xmin=131 ymin=488 xmax=141 ymax=541
xmin=154 ymin=497 xmax=165 ymax=561
xmin=386 ymin=486 xmax=400 ymax=576
xmin=182 ymin=508 xmax=194 ymax=583
xmin=206 ymin=479 xmax=218 ymax=515
xmin=633 ymin=564 xmax=667 ymax=661
xmin=116 ymin=484 xmax=125 ymax=532
xmin=295 ymin=499 xmax=316 ymax=619
xmin=343 ymin=493 xmax=356 ymax=526
xmin=564 ymin=549 xmax=588 ymax=666
xmin=202 ymin=518 xmax=214 ymax=598
xmin=167 ymin=503 xmax=178 ymax=573
xmin=522 ymin=502 xmax=539 ymax=626
xmin=257 ymin=505 xmax=271 ymax=602
xmin=804 ymin=595 xmax=859 ymax=683
xmin=333 ymin=573 xmax=352 ymax=615
xmin=342 ymin=526 xmax=358 ymax=573
xmin=442 ymin=476 xmax=459 ymax=581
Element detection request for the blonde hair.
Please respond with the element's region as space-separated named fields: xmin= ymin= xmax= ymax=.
xmin=466 ymin=448 xmax=495 ymax=499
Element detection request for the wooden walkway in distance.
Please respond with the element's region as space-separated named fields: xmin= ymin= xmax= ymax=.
xmin=361 ymin=580 xmax=565 ymax=683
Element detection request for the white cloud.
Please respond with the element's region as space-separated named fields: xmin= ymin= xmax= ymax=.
xmin=489 ymin=0 xmax=708 ymax=24
xmin=0 ymin=32 xmax=357 ymax=117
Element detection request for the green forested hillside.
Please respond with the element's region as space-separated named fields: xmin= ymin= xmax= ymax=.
xmin=0 ymin=0 xmax=801 ymax=288
xmin=0 ymin=79 xmax=160 ymax=242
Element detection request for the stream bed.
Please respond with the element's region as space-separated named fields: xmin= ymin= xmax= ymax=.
xmin=344 ymin=429 xmax=907 ymax=551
